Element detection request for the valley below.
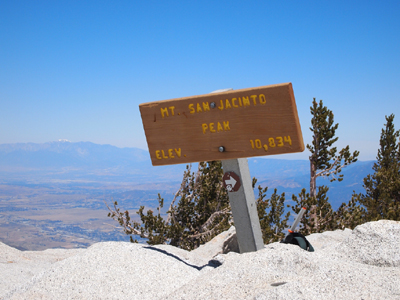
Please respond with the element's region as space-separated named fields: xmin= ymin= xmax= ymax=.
xmin=0 ymin=141 xmax=374 ymax=251
xmin=0 ymin=179 xmax=178 ymax=251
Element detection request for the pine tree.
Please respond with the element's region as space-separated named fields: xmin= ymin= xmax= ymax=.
xmin=308 ymin=98 xmax=360 ymax=198
xmin=291 ymin=186 xmax=336 ymax=235
xmin=357 ymin=114 xmax=400 ymax=221
xmin=253 ymin=178 xmax=290 ymax=243
xmin=334 ymin=194 xmax=365 ymax=230
xmin=107 ymin=161 xmax=231 ymax=250
xmin=291 ymin=98 xmax=360 ymax=234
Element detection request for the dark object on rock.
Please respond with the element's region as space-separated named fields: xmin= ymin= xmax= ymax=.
xmin=271 ymin=281 xmax=287 ymax=287
xmin=281 ymin=231 xmax=315 ymax=252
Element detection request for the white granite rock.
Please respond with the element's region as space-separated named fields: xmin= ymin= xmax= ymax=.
xmin=332 ymin=220 xmax=400 ymax=267
xmin=0 ymin=242 xmax=84 ymax=300
xmin=1 ymin=220 xmax=400 ymax=300
xmin=4 ymin=242 xmax=200 ymax=300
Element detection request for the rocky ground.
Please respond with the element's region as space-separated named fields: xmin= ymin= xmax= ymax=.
xmin=1 ymin=220 xmax=400 ymax=299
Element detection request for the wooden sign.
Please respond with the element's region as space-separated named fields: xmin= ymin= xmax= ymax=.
xmin=139 ymin=82 xmax=304 ymax=166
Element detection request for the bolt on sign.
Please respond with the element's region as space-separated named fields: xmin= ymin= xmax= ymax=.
xmin=139 ymin=83 xmax=304 ymax=166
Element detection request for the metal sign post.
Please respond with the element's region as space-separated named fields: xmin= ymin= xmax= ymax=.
xmin=221 ymin=158 xmax=264 ymax=253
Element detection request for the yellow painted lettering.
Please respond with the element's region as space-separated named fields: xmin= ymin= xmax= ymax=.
xmin=259 ymin=94 xmax=266 ymax=104
xmin=156 ymin=150 xmax=162 ymax=160
xmin=169 ymin=106 xmax=175 ymax=116
xmin=223 ymin=121 xmax=230 ymax=131
xmin=196 ymin=103 xmax=203 ymax=113
xmin=269 ymin=138 xmax=276 ymax=147
xmin=189 ymin=104 xmax=195 ymax=114
xmin=284 ymin=136 xmax=292 ymax=145
xmin=251 ymin=95 xmax=257 ymax=105
xmin=218 ymin=99 xmax=224 ymax=110
xmin=209 ymin=122 xmax=216 ymax=133
xmin=255 ymin=139 xmax=262 ymax=149
xmin=202 ymin=123 xmax=208 ymax=134
xmin=161 ymin=107 xmax=169 ymax=118
xmin=161 ymin=150 xmax=168 ymax=159
xmin=202 ymin=102 xmax=210 ymax=111
xmin=168 ymin=149 xmax=175 ymax=158
xmin=232 ymin=98 xmax=238 ymax=108
xmin=242 ymin=96 xmax=250 ymax=106
xmin=225 ymin=99 xmax=232 ymax=109
xmin=174 ymin=148 xmax=182 ymax=157
xmin=203 ymin=121 xmax=231 ymax=133
xmin=277 ymin=137 xmax=284 ymax=147
xmin=238 ymin=97 xmax=243 ymax=106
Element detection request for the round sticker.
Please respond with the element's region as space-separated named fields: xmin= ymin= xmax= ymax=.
xmin=222 ymin=171 xmax=241 ymax=192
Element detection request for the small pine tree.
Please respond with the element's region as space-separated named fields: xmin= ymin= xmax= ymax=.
xmin=291 ymin=98 xmax=360 ymax=234
xmin=334 ymin=194 xmax=365 ymax=230
xmin=165 ymin=161 xmax=231 ymax=249
xmin=112 ymin=161 xmax=232 ymax=250
xmin=308 ymin=98 xmax=359 ymax=198
xmin=253 ymin=178 xmax=290 ymax=243
xmin=291 ymin=186 xmax=336 ymax=235
xmin=357 ymin=114 xmax=400 ymax=221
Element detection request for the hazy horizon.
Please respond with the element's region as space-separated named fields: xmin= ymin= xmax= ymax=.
xmin=0 ymin=139 xmax=378 ymax=162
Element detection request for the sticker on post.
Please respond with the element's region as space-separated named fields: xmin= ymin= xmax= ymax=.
xmin=223 ymin=171 xmax=241 ymax=192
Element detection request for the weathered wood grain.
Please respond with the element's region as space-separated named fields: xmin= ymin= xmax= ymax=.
xmin=139 ymin=83 xmax=304 ymax=166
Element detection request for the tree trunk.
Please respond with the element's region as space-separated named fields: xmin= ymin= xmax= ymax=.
xmin=310 ymin=159 xmax=317 ymax=199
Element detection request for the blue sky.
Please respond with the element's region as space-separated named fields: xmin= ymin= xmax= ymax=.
xmin=1 ymin=1 xmax=399 ymax=161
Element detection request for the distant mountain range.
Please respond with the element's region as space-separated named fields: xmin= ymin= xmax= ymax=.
xmin=0 ymin=141 xmax=185 ymax=185
xmin=0 ymin=141 xmax=375 ymax=208
xmin=0 ymin=141 xmax=148 ymax=168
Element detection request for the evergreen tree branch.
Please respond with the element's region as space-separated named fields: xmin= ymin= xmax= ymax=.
xmin=104 ymin=200 xmax=146 ymax=238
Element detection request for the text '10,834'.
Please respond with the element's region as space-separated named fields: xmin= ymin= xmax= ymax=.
xmin=249 ymin=136 xmax=292 ymax=152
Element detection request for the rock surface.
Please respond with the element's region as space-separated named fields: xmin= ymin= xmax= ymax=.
xmin=1 ymin=220 xmax=400 ymax=299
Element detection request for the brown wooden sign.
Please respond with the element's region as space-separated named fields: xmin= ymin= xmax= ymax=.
xmin=139 ymin=82 xmax=304 ymax=166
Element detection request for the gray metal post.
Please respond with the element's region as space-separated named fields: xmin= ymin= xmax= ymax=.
xmin=221 ymin=158 xmax=264 ymax=253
